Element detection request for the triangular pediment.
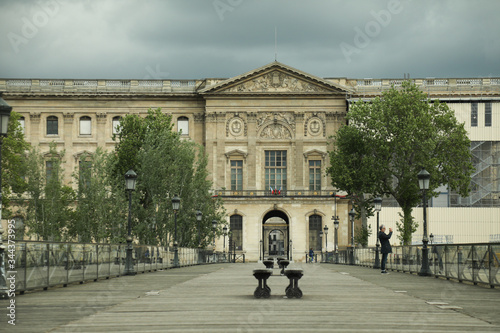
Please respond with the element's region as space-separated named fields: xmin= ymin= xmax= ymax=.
xmin=199 ymin=62 xmax=352 ymax=95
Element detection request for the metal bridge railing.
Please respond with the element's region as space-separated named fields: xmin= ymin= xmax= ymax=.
xmin=7 ymin=241 xmax=221 ymax=294
xmin=333 ymin=243 xmax=500 ymax=288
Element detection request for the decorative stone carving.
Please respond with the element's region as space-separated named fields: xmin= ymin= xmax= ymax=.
xmin=63 ymin=113 xmax=74 ymax=123
xmin=194 ymin=113 xmax=205 ymax=123
xmin=96 ymin=112 xmax=107 ymax=123
xmin=259 ymin=123 xmax=292 ymax=140
xmin=30 ymin=112 xmax=41 ymax=122
xmin=206 ymin=113 xmax=217 ymax=123
xmin=257 ymin=112 xmax=295 ymax=132
xmin=225 ymin=71 xmax=330 ymax=93
xmin=305 ymin=114 xmax=326 ymax=137
xmin=227 ymin=117 xmax=246 ymax=137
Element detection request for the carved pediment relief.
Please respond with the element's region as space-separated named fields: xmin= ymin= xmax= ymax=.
xmin=259 ymin=123 xmax=292 ymax=140
xmin=199 ymin=62 xmax=352 ymax=95
xmin=303 ymin=149 xmax=327 ymax=161
xmin=225 ymin=149 xmax=248 ymax=161
xmin=224 ymin=71 xmax=330 ymax=93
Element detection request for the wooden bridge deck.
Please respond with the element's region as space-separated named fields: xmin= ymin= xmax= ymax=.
xmin=1 ymin=263 xmax=499 ymax=332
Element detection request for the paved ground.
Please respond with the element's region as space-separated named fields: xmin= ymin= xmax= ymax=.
xmin=1 ymin=262 xmax=499 ymax=332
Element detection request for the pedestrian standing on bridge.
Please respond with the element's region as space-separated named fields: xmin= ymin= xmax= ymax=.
xmin=378 ymin=225 xmax=392 ymax=274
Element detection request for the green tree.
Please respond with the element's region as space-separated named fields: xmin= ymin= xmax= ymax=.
xmin=71 ymin=148 xmax=125 ymax=243
xmin=331 ymin=81 xmax=473 ymax=245
xmin=2 ymin=111 xmax=31 ymax=217
xmin=24 ymin=143 xmax=75 ymax=241
xmin=112 ymin=108 xmax=225 ymax=247
xmin=327 ymin=125 xmax=384 ymax=231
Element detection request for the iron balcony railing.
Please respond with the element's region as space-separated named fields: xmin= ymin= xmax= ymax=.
xmin=214 ymin=189 xmax=336 ymax=198
xmin=331 ymin=243 xmax=500 ymax=288
xmin=5 ymin=240 xmax=224 ymax=294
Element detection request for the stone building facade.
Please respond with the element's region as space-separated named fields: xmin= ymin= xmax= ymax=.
xmin=2 ymin=62 xmax=500 ymax=260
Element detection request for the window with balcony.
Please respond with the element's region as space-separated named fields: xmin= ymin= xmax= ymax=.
xmin=230 ymin=160 xmax=243 ymax=191
xmin=265 ymin=150 xmax=287 ymax=191
xmin=309 ymin=160 xmax=322 ymax=191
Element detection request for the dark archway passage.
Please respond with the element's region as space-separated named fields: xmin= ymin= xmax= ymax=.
xmin=262 ymin=210 xmax=289 ymax=259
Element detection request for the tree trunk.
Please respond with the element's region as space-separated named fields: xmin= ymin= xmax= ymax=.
xmin=401 ymin=205 xmax=414 ymax=246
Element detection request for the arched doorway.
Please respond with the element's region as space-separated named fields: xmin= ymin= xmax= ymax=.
xmin=262 ymin=210 xmax=289 ymax=259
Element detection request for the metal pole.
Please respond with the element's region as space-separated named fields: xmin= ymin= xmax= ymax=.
xmin=374 ymin=211 xmax=381 ymax=269
xmin=325 ymin=232 xmax=328 ymax=263
xmin=334 ymin=227 xmax=339 ymax=264
xmin=350 ymin=212 xmax=355 ymax=265
xmin=223 ymin=232 xmax=226 ymax=262
xmin=173 ymin=211 xmax=179 ymax=268
xmin=124 ymin=190 xmax=136 ymax=275
xmin=419 ymin=189 xmax=431 ymax=276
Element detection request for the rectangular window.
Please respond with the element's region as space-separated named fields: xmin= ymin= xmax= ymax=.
xmin=471 ymin=103 xmax=478 ymax=127
xmin=47 ymin=117 xmax=58 ymax=135
xmin=309 ymin=160 xmax=322 ymax=191
xmin=177 ymin=117 xmax=189 ymax=135
xmin=230 ymin=160 xmax=243 ymax=191
xmin=265 ymin=150 xmax=287 ymax=192
xmin=80 ymin=117 xmax=91 ymax=135
xmin=19 ymin=117 xmax=25 ymax=134
xmin=46 ymin=161 xmax=54 ymax=182
xmin=485 ymin=102 xmax=492 ymax=127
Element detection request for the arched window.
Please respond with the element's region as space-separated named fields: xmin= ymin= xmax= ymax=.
xmin=230 ymin=215 xmax=243 ymax=250
xmin=309 ymin=215 xmax=322 ymax=251
xmin=46 ymin=116 xmax=58 ymax=135
xmin=177 ymin=116 xmax=189 ymax=135
xmin=112 ymin=116 xmax=122 ymax=135
xmin=79 ymin=116 xmax=91 ymax=135
xmin=19 ymin=116 xmax=25 ymax=134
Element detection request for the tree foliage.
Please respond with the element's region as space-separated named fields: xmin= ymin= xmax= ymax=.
xmin=70 ymin=148 xmax=125 ymax=243
xmin=24 ymin=143 xmax=75 ymax=241
xmin=327 ymin=125 xmax=383 ymax=228
xmin=111 ymin=108 xmax=225 ymax=247
xmin=329 ymin=81 xmax=473 ymax=245
xmin=2 ymin=111 xmax=30 ymax=216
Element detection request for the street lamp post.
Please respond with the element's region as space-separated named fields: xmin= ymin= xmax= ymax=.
xmin=124 ymin=170 xmax=137 ymax=276
xmin=418 ymin=168 xmax=432 ymax=276
xmin=373 ymin=197 xmax=382 ymax=269
xmin=349 ymin=208 xmax=356 ymax=265
xmin=323 ymin=225 xmax=329 ymax=263
xmin=223 ymin=225 xmax=228 ymax=262
xmin=0 ymin=93 xmax=12 ymax=299
xmin=212 ymin=220 xmax=217 ymax=262
xmin=319 ymin=230 xmax=323 ymax=263
xmin=196 ymin=210 xmax=202 ymax=264
xmin=172 ymin=195 xmax=180 ymax=268
xmin=333 ymin=218 xmax=339 ymax=264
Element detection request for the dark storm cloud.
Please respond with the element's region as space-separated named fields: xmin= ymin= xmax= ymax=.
xmin=0 ymin=0 xmax=499 ymax=80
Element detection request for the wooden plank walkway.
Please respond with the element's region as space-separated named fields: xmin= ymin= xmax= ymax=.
xmin=1 ymin=263 xmax=499 ymax=332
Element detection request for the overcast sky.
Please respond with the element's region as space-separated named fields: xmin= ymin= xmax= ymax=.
xmin=1 ymin=0 xmax=499 ymax=80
